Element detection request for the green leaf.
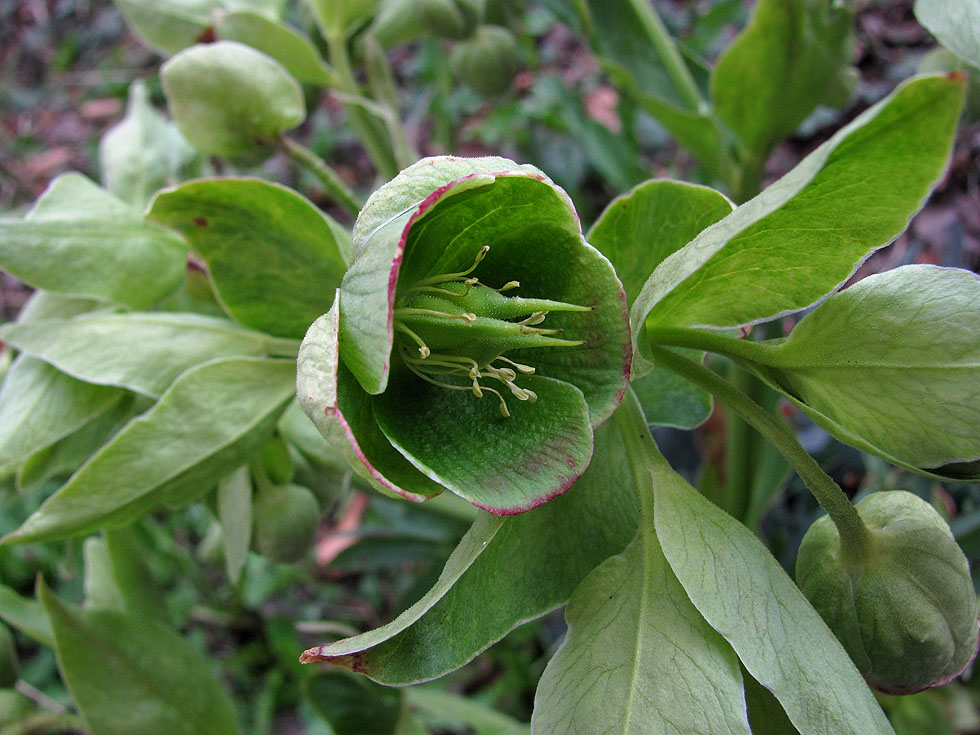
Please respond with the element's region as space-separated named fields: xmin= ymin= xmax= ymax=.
xmin=17 ymin=395 xmax=139 ymax=494
xmin=3 ymin=357 xmax=296 ymax=545
xmin=218 ymin=466 xmax=252 ymax=584
xmin=0 ymin=584 xmax=53 ymax=646
xmin=0 ymin=312 xmax=294 ymax=398
xmin=148 ymin=178 xmax=346 ymax=338
xmin=215 ymin=10 xmax=333 ymax=85
xmin=104 ymin=527 xmax=171 ymax=623
xmin=305 ymin=670 xmax=402 ymax=735
xmin=632 ymin=74 xmax=966 ymax=372
xmin=0 ymin=356 xmax=122 ymax=468
xmin=587 ymin=179 xmax=734 ymax=307
xmin=305 ymin=0 xmax=376 ymax=36
xmin=0 ymin=174 xmax=187 ymax=309
xmin=629 ymin=350 xmax=713 ymax=429
xmin=649 ymin=440 xmax=895 ymax=735
xmin=586 ymin=180 xmax=731 ymax=428
xmin=300 ymin=419 xmax=637 ymax=684
xmin=38 ymin=578 xmax=241 ymax=735
xmin=533 ymin=483 xmax=750 ymax=734
xmin=407 ymin=688 xmax=530 ymax=735
xmin=712 ymin=0 xmax=856 ymax=161
xmin=16 ymin=289 xmax=105 ymax=322
xmin=83 ymin=537 xmax=126 ymax=612
xmin=745 ymin=265 xmax=980 ymax=477
xmin=111 ymin=0 xmax=220 ymax=55
xmin=161 ymin=41 xmax=305 ymax=158
xmin=99 ymin=81 xmax=201 ymax=209
xmin=915 ymin=0 xmax=980 ymax=69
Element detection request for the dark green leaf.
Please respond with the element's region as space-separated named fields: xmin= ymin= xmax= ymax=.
xmin=148 ymin=178 xmax=346 ymax=338
xmin=300 ymin=419 xmax=637 ymax=684
xmin=0 ymin=174 xmax=187 ymax=309
xmin=305 ymin=670 xmax=402 ymax=735
xmin=0 ymin=584 xmax=53 ymax=646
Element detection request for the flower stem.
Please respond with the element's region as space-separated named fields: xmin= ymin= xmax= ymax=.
xmin=648 ymin=345 xmax=871 ymax=558
xmin=277 ymin=136 xmax=362 ymax=216
xmin=627 ymin=0 xmax=704 ymax=111
xmin=325 ymin=30 xmax=400 ymax=180
xmin=646 ymin=325 xmax=778 ymax=365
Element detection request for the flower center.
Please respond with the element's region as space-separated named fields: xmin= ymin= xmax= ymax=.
xmin=392 ymin=246 xmax=591 ymax=417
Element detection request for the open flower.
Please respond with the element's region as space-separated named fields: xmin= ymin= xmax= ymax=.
xmin=297 ymin=156 xmax=630 ymax=514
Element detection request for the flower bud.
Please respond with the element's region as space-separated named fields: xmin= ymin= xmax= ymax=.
xmin=796 ymin=491 xmax=979 ymax=694
xmin=253 ymin=484 xmax=321 ymax=563
xmin=451 ymin=26 xmax=520 ymax=97
xmin=419 ymin=0 xmax=482 ymax=40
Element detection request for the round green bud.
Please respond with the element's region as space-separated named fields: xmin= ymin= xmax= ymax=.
xmin=418 ymin=0 xmax=482 ymax=39
xmin=0 ymin=623 xmax=18 ymax=689
xmin=252 ymin=483 xmax=321 ymax=563
xmin=451 ymin=25 xmax=520 ymax=97
xmin=796 ymin=491 xmax=979 ymax=694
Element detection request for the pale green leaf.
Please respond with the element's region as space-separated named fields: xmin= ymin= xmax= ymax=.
xmin=99 ymin=80 xmax=201 ymax=209
xmin=712 ymin=0 xmax=856 ymax=160
xmin=916 ymin=0 xmax=980 ymax=69
xmin=0 ymin=356 xmax=122 ymax=467
xmin=111 ymin=0 xmax=220 ymax=56
xmin=161 ymin=41 xmax=305 ymax=158
xmin=0 ymin=312 xmax=294 ymax=398
xmin=631 ymin=74 xmax=965 ymax=376
xmin=39 ymin=579 xmax=241 ymax=735
xmin=147 ymin=178 xmax=346 ymax=338
xmin=0 ymin=174 xmax=187 ymax=309
xmin=218 ymin=466 xmax=253 ymax=584
xmin=650 ymin=441 xmax=895 ymax=735
xmin=533 ymin=496 xmax=749 ymax=734
xmin=215 ymin=10 xmax=333 ymax=85
xmin=3 ymin=357 xmax=296 ymax=545
xmin=746 ymin=265 xmax=980 ymax=476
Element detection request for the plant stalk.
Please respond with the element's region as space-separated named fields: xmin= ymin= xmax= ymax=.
xmin=628 ymin=0 xmax=705 ymax=112
xmin=648 ymin=345 xmax=871 ymax=558
xmin=277 ymin=137 xmax=362 ymax=216
xmin=325 ymin=30 xmax=400 ymax=179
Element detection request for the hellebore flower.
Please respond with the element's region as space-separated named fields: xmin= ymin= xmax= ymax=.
xmin=796 ymin=490 xmax=980 ymax=694
xmin=297 ymin=156 xmax=630 ymax=514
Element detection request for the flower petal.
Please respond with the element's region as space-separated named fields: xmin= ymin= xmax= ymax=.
xmin=372 ymin=372 xmax=593 ymax=514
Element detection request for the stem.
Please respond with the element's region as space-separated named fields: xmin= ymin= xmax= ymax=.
xmin=277 ymin=137 xmax=362 ymax=216
xmin=646 ymin=325 xmax=778 ymax=365
xmin=724 ymin=364 xmax=753 ymax=520
xmin=326 ymin=30 xmax=399 ymax=179
xmin=649 ymin=345 xmax=871 ymax=557
xmin=628 ymin=0 xmax=705 ymax=111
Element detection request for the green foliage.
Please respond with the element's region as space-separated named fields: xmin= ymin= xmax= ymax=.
xmin=2 ymin=2 xmax=980 ymax=733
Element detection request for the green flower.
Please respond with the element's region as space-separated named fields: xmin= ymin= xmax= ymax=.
xmin=298 ymin=156 xmax=630 ymax=513
xmin=797 ymin=491 xmax=979 ymax=694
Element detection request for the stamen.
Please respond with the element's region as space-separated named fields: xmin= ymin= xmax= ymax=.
xmin=410 ymin=246 xmax=490 ymax=289
xmin=496 ymin=356 xmax=535 ymax=374
xmin=394 ymin=323 xmax=430 ymax=358
xmin=395 ymin=307 xmax=477 ymax=323
xmin=518 ymin=311 xmax=548 ymax=326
